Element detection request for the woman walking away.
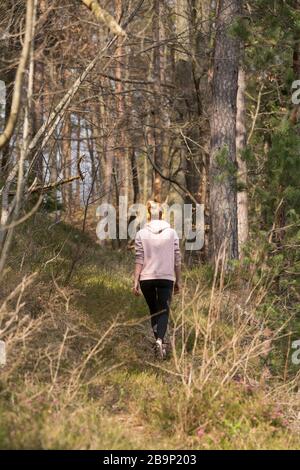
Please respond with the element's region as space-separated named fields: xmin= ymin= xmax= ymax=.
xmin=133 ymin=200 xmax=181 ymax=359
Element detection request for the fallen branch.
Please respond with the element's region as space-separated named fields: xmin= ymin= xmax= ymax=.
xmin=29 ymin=155 xmax=85 ymax=194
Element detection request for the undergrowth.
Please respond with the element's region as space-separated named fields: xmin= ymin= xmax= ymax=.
xmin=0 ymin=212 xmax=299 ymax=449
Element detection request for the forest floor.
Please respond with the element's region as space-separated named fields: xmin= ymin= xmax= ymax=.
xmin=0 ymin=212 xmax=300 ymax=450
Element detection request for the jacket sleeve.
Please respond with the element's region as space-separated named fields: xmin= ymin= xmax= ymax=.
xmin=174 ymin=231 xmax=181 ymax=267
xmin=135 ymin=231 xmax=144 ymax=265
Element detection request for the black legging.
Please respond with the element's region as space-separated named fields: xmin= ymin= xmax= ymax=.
xmin=140 ymin=279 xmax=174 ymax=341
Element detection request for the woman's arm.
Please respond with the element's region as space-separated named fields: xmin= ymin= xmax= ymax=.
xmin=133 ymin=231 xmax=144 ymax=295
xmin=133 ymin=263 xmax=143 ymax=296
xmin=174 ymin=234 xmax=182 ymax=293
xmin=174 ymin=264 xmax=182 ymax=293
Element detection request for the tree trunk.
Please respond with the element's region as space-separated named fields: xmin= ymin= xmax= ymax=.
xmin=175 ymin=0 xmax=212 ymax=262
xmin=152 ymin=0 xmax=163 ymax=202
xmin=61 ymin=114 xmax=72 ymax=214
xmin=76 ymin=114 xmax=82 ymax=209
xmin=209 ymin=0 xmax=240 ymax=263
xmin=131 ymin=149 xmax=139 ymax=204
xmin=236 ymin=67 xmax=249 ymax=255
xmin=0 ymin=70 xmax=14 ymax=177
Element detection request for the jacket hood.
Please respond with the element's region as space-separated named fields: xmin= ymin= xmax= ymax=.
xmin=145 ymin=219 xmax=170 ymax=234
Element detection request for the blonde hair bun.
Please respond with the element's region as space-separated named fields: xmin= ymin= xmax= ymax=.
xmin=146 ymin=200 xmax=163 ymax=220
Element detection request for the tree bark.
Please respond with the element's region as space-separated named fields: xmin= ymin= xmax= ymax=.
xmin=209 ymin=0 xmax=241 ymax=263
xmin=152 ymin=0 xmax=163 ymax=202
xmin=236 ymin=67 xmax=249 ymax=255
xmin=175 ymin=0 xmax=212 ymax=261
xmin=0 ymin=70 xmax=14 ymax=176
xmin=61 ymin=114 xmax=72 ymax=214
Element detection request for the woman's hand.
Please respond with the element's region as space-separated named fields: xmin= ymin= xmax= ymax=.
xmin=133 ymin=264 xmax=143 ymax=296
xmin=132 ymin=280 xmax=141 ymax=296
xmin=174 ymin=265 xmax=181 ymax=295
xmin=174 ymin=280 xmax=181 ymax=294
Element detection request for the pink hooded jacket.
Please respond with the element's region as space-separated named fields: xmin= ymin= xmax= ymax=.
xmin=135 ymin=220 xmax=181 ymax=281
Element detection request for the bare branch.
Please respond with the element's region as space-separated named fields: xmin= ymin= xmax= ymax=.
xmin=80 ymin=0 xmax=126 ymax=37
xmin=0 ymin=0 xmax=34 ymax=150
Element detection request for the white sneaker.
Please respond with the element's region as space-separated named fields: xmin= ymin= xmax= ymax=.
xmin=155 ymin=339 xmax=164 ymax=360
xmin=162 ymin=342 xmax=167 ymax=359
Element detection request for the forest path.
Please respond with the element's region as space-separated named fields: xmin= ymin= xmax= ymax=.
xmin=4 ymin=214 xmax=296 ymax=450
xmin=70 ymin=239 xmax=187 ymax=449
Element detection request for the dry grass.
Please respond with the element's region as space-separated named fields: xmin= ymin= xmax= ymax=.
xmin=0 ymin=213 xmax=300 ymax=449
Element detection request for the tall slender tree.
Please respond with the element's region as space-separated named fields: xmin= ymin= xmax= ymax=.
xmin=209 ymin=0 xmax=241 ymax=262
xmin=236 ymin=66 xmax=249 ymax=255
